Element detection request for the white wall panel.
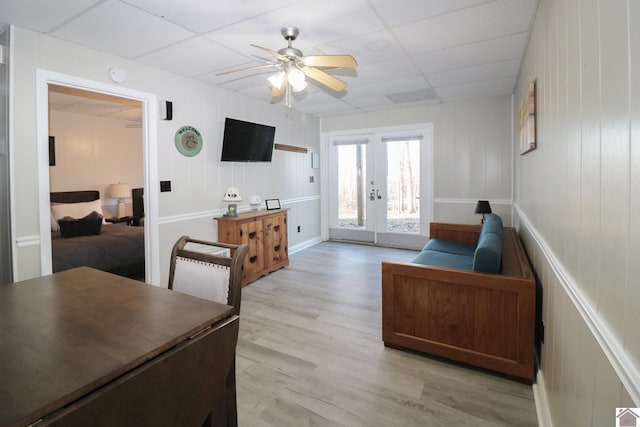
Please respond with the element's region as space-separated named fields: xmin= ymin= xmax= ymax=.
xmin=627 ymin=0 xmax=640 ymax=373
xmin=515 ymin=0 xmax=640 ymax=423
xmin=597 ymin=0 xmax=629 ymax=340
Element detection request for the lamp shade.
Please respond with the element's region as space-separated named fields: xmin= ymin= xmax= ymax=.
xmin=108 ymin=183 xmax=131 ymax=199
xmin=474 ymin=200 xmax=492 ymax=214
xmin=223 ymin=187 xmax=242 ymax=202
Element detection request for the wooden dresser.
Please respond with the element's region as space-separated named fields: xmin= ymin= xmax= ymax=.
xmin=215 ymin=209 xmax=289 ymax=286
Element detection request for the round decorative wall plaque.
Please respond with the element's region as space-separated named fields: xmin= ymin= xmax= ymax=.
xmin=174 ymin=125 xmax=203 ymax=157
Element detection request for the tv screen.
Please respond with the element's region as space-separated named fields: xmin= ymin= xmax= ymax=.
xmin=220 ymin=118 xmax=276 ymax=162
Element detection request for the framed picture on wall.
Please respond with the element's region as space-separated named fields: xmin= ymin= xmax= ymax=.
xmin=520 ymin=80 xmax=536 ymax=155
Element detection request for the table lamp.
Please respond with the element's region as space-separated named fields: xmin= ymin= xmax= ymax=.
xmin=474 ymin=200 xmax=492 ymax=224
xmin=108 ymin=183 xmax=131 ymax=218
xmin=223 ymin=187 xmax=242 ymax=217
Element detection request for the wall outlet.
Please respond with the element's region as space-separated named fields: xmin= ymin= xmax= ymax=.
xmin=309 ymin=176 xmax=314 ymax=183
xmin=160 ymin=180 xmax=171 ymax=192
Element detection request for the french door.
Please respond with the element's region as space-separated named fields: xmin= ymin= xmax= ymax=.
xmin=328 ymin=125 xmax=433 ymax=249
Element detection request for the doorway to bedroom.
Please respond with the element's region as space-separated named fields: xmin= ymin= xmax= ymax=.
xmin=48 ymin=85 xmax=145 ymax=279
xmin=36 ymin=70 xmax=160 ymax=285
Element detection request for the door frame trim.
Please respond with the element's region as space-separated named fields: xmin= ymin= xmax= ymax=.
xmin=322 ymin=123 xmax=434 ymax=248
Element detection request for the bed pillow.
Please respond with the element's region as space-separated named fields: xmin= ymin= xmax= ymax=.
xmin=58 ymin=211 xmax=103 ymax=238
xmin=51 ymin=199 xmax=105 ymax=231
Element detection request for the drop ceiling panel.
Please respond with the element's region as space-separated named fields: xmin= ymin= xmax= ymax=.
xmin=316 ymin=30 xmax=406 ymax=67
xmin=0 ymin=0 xmax=102 ymax=33
xmin=394 ymin=0 xmax=537 ymax=53
xmin=413 ymin=33 xmax=529 ymax=74
xmin=348 ymin=76 xmax=431 ymax=98
xmin=368 ymin=0 xmax=492 ymax=26
xmin=137 ymin=37 xmax=250 ymax=78
xmin=436 ymin=76 xmax=517 ymax=100
xmin=294 ymin=99 xmax=358 ymax=116
xmin=121 ymin=0 xmax=295 ymax=34
xmin=427 ymin=58 xmax=522 ymax=87
xmin=51 ymin=0 xmax=194 ymax=58
xmin=350 ymin=58 xmax=423 ymax=87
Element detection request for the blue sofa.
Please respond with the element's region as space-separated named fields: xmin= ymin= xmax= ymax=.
xmin=382 ymin=215 xmax=536 ymax=383
xmin=411 ymin=214 xmax=503 ymax=273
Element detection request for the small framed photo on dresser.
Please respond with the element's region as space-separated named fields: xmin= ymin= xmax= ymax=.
xmin=265 ymin=199 xmax=281 ymax=210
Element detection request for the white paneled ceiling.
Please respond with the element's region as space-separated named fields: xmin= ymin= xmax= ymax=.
xmin=0 ymin=0 xmax=538 ymax=117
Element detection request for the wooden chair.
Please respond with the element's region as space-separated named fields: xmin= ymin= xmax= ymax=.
xmin=168 ymin=236 xmax=248 ymax=316
xmin=168 ymin=236 xmax=248 ymax=426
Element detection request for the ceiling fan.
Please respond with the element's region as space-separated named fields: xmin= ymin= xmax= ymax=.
xmin=217 ymin=27 xmax=358 ymax=105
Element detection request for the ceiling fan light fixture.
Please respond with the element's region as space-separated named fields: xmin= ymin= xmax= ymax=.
xmin=287 ymin=68 xmax=307 ymax=92
xmin=268 ymin=71 xmax=286 ymax=89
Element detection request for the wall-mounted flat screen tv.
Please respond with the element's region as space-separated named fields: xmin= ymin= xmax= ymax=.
xmin=220 ymin=117 xmax=276 ymax=162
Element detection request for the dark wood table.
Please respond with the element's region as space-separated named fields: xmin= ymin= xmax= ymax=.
xmin=0 ymin=267 xmax=237 ymax=427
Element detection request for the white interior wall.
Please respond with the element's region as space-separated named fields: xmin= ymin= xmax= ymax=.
xmin=514 ymin=0 xmax=639 ymax=424
xmin=321 ymin=96 xmax=513 ymax=226
xmin=49 ymin=110 xmax=143 ymax=218
xmin=10 ymin=26 xmax=320 ymax=283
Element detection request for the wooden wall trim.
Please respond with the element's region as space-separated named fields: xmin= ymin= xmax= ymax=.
xmin=274 ymin=143 xmax=308 ymax=153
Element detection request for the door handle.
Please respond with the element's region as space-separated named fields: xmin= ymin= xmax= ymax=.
xmin=376 ymin=190 xmax=382 ymax=200
xmin=370 ymin=190 xmax=376 ymax=201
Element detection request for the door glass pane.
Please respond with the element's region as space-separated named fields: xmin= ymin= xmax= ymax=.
xmin=337 ymin=144 xmax=366 ymax=228
xmin=386 ymin=139 xmax=420 ymax=233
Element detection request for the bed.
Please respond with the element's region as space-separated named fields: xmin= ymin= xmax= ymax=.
xmin=50 ymin=190 xmax=145 ymax=279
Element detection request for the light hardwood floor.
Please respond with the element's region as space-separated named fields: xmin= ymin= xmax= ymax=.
xmin=236 ymin=241 xmax=538 ymax=427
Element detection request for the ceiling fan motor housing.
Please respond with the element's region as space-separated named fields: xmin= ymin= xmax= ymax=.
xmin=281 ymin=26 xmax=299 ymax=41
xmin=277 ymin=46 xmax=303 ymax=58
xmin=279 ymin=27 xmax=302 ymax=59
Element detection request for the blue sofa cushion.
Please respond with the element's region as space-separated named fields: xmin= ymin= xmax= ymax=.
xmin=472 ymin=232 xmax=502 ymax=273
xmin=422 ymin=238 xmax=477 ymax=257
xmin=480 ymin=213 xmax=503 ymax=239
xmin=411 ymin=249 xmax=474 ymax=271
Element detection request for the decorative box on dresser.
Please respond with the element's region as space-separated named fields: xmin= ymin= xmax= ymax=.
xmin=215 ymin=209 xmax=289 ymax=286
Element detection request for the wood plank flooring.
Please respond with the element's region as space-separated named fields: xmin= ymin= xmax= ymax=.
xmin=236 ymin=241 xmax=538 ymax=426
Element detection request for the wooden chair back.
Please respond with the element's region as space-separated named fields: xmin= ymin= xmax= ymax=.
xmin=168 ymin=236 xmax=248 ymax=316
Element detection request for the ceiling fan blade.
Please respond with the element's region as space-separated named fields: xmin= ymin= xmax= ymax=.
xmin=250 ymin=44 xmax=291 ymax=62
xmin=301 ymin=66 xmax=348 ymax=92
xmin=215 ymin=63 xmax=279 ymax=76
xmin=300 ymin=55 xmax=358 ymax=68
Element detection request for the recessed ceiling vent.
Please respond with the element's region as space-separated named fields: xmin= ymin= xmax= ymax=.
xmin=386 ymin=88 xmax=439 ymax=104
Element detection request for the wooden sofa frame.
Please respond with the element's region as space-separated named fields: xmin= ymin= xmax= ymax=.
xmin=382 ymin=222 xmax=536 ymax=383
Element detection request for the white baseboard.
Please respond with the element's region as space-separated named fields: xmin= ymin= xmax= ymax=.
xmin=533 ymin=371 xmax=553 ymax=427
xmin=289 ymin=237 xmax=321 ymax=255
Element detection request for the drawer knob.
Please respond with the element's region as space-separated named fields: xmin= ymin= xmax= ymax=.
xmin=274 ymin=245 xmax=280 ymax=252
